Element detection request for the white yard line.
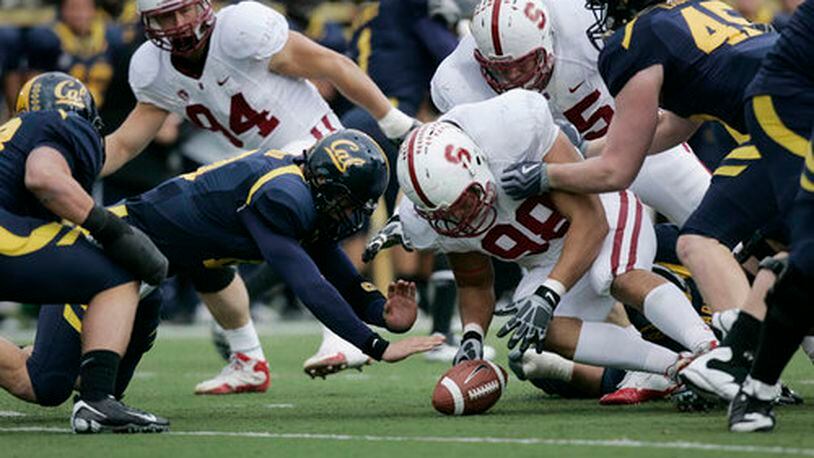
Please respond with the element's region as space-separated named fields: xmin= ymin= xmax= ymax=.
xmin=0 ymin=411 xmax=25 ymax=417
xmin=0 ymin=427 xmax=812 ymax=456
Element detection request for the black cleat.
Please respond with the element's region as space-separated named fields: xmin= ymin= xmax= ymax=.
xmin=775 ymin=384 xmax=804 ymax=406
xmin=71 ymin=396 xmax=169 ymax=434
xmin=679 ymin=346 xmax=749 ymax=402
xmin=729 ymin=389 xmax=775 ymax=432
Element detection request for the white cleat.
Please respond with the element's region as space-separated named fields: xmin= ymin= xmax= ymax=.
xmin=195 ymin=352 xmax=270 ymax=395
xmin=303 ymin=351 xmax=371 ymax=379
xmin=679 ymin=346 xmax=746 ymax=402
xmin=600 ymin=371 xmax=677 ymax=405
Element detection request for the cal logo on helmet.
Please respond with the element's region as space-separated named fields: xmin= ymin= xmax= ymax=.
xmin=325 ymin=139 xmax=367 ymax=173
xmin=16 ymin=72 xmax=103 ymax=133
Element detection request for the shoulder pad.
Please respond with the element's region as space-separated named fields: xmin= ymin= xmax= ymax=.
xmin=398 ymin=200 xmax=439 ymax=251
xmin=128 ymin=42 xmax=162 ymax=92
xmin=217 ymin=1 xmax=289 ymax=61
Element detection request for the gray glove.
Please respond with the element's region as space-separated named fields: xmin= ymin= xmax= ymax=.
xmin=495 ymin=285 xmax=560 ymax=353
xmin=555 ymin=119 xmax=588 ymax=157
xmin=362 ymin=213 xmax=414 ymax=263
xmin=500 ymin=160 xmax=551 ymax=200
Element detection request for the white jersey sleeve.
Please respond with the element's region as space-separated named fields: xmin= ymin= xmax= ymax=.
xmin=128 ymin=43 xmax=164 ymax=107
xmin=430 ymin=34 xmax=496 ymax=113
xmin=397 ymin=199 xmax=439 ymax=252
xmin=216 ymin=1 xmax=289 ymax=62
xmin=441 ymin=89 xmax=559 ymax=165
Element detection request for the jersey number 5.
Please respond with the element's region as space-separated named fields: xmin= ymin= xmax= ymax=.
xmin=481 ymin=195 xmax=570 ymax=259
xmin=563 ymin=89 xmax=614 ymax=140
xmin=186 ymin=93 xmax=280 ymax=148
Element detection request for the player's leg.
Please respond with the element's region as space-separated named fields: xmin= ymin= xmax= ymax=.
xmin=729 ymin=134 xmax=814 ymax=432
xmin=596 ymin=192 xmax=717 ymax=354
xmin=190 ymin=267 xmax=270 ymax=394
xmin=509 ymin=349 xmax=622 ymax=399
xmin=115 ymin=288 xmax=162 ymax=399
xmin=629 ymin=142 xmax=711 ymax=226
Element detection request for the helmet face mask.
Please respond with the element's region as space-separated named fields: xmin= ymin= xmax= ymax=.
xmin=303 ymin=130 xmax=389 ymax=242
xmin=585 ymin=0 xmax=659 ymax=50
xmin=139 ymin=0 xmax=215 ymax=56
xmin=474 ymin=46 xmax=554 ymax=94
xmin=416 ymin=182 xmax=497 ymax=238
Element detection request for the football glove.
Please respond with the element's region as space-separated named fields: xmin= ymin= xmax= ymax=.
xmin=495 ymin=284 xmax=560 ymax=353
xmin=555 ymin=119 xmax=588 ymax=157
xmin=500 ymin=160 xmax=551 ymax=200
xmin=362 ymin=212 xmax=414 ymax=263
xmin=83 ymin=206 xmax=169 ymax=286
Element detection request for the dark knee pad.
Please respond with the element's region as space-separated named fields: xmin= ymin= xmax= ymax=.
xmin=26 ymin=359 xmax=75 ymax=407
xmin=189 ymin=267 xmax=236 ymax=293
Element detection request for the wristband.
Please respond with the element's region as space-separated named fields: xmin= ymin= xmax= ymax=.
xmin=534 ymin=278 xmax=565 ymax=306
xmin=377 ymin=108 xmax=414 ymax=139
xmin=363 ymin=333 xmax=390 ymax=361
xmin=758 ymin=256 xmax=788 ymax=277
xmin=82 ymin=205 xmax=110 ymax=234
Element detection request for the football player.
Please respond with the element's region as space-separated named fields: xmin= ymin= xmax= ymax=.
xmin=680 ymin=0 xmax=814 ymax=432
xmin=501 ymin=0 xmax=776 ymax=325
xmin=0 ymin=72 xmax=169 ymax=433
xmin=430 ymin=0 xmax=712 ymax=227
xmin=105 ymin=0 xmax=421 ymax=390
xmin=112 ymin=129 xmax=442 ymax=375
xmin=25 ymin=0 xmax=125 ymax=109
xmin=344 ymin=0 xmax=464 ymax=362
xmin=394 ymin=90 xmax=717 ymax=380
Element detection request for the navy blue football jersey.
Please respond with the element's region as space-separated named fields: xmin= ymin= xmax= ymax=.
xmin=747 ymin=0 xmax=814 ymax=98
xmin=124 ymin=150 xmax=317 ymax=269
xmin=346 ymin=0 xmax=457 ymax=109
xmin=0 ymin=111 xmax=104 ymax=220
xmin=25 ymin=18 xmax=124 ymax=108
xmin=598 ymin=0 xmax=777 ymax=134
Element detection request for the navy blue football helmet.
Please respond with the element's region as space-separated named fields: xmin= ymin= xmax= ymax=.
xmin=303 ymin=129 xmax=389 ymax=242
xmin=16 ymin=72 xmax=103 ymax=133
xmin=586 ymin=0 xmax=662 ymax=49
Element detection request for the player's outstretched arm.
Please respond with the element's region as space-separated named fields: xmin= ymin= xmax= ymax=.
xmin=102 ymin=102 xmax=169 ymax=177
xmin=546 ymin=65 xmax=663 ymax=193
xmin=24 ymin=146 xmax=95 ymax=224
xmin=268 ymin=32 xmax=415 ymax=141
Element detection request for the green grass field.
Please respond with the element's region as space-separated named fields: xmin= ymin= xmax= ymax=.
xmin=1 ymin=328 xmax=812 ymax=458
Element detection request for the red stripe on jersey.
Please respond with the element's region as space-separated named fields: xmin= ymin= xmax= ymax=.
xmin=625 ymin=196 xmax=644 ymax=273
xmin=611 ymin=191 xmax=629 ymax=275
xmin=322 ymin=115 xmax=336 ymax=133
xmin=491 ymin=0 xmax=503 ymax=56
xmin=406 ymin=129 xmax=434 ymax=208
xmin=311 ymin=127 xmax=323 ymax=141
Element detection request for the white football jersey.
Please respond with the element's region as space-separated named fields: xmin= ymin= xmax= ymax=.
xmin=129 ymin=1 xmax=340 ymax=155
xmin=400 ymin=90 xmax=567 ymax=270
xmin=431 ymin=0 xmax=611 ymax=140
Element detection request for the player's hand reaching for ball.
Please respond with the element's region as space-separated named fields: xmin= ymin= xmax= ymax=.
xmin=383 ymin=280 xmax=418 ymax=333
xmin=382 ymin=334 xmax=445 ymax=363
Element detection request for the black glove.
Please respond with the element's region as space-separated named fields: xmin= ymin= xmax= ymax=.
xmin=453 ymin=331 xmax=484 ymax=365
xmin=495 ymin=284 xmax=560 ymax=353
xmin=500 ymin=160 xmax=550 ymax=200
xmin=83 ymin=206 xmax=169 ymax=286
xmin=362 ymin=213 xmax=414 ymax=263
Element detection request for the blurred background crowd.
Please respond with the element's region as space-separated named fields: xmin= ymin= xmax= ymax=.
xmin=0 ymin=0 xmax=804 ymax=330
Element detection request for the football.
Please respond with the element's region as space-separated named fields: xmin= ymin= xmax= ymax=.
xmin=432 ymin=359 xmax=508 ymax=416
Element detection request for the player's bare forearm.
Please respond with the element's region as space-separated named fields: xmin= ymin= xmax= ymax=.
xmin=24 ymin=147 xmax=95 ymax=225
xmin=547 ymin=191 xmax=607 ymax=290
xmin=648 ymin=111 xmax=700 ymax=154
xmin=102 ymin=103 xmax=169 ymax=177
xmin=448 ymin=252 xmax=495 ymax=332
xmin=270 ymin=32 xmax=391 ymax=119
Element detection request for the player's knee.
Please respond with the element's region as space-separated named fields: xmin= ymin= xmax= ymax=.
xmin=676 ymin=233 xmax=713 ymax=264
xmin=189 ymin=267 xmax=236 ymax=294
xmin=28 ymin=368 xmax=74 ymax=407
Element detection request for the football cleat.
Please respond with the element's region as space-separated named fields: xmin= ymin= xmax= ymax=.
xmin=71 ymin=395 xmax=169 ymax=434
xmin=671 ymin=386 xmax=724 ymax=412
xmin=776 ymin=384 xmax=804 ymax=406
xmin=195 ymin=352 xmax=270 ymax=395
xmin=728 ymin=378 xmax=780 ymax=433
xmin=679 ymin=346 xmax=748 ymax=402
xmin=507 ymin=349 xmax=527 ymax=381
xmin=303 ymin=351 xmax=371 ymax=378
xmin=600 ymin=371 xmax=677 ymax=405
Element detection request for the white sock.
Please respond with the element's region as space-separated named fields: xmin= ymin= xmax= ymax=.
xmin=802 ymin=336 xmax=814 ymax=363
xmin=224 ymin=320 xmax=265 ymax=360
xmin=574 ymin=322 xmax=678 ymax=373
xmin=643 ymin=283 xmax=717 ymax=353
xmin=524 ymin=351 xmax=575 ymax=382
xmin=623 ymin=324 xmax=641 ymax=338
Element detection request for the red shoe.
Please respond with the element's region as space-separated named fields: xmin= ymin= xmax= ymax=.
xmin=195 ymin=352 xmax=270 ymax=395
xmin=600 ymin=371 xmax=677 ymax=405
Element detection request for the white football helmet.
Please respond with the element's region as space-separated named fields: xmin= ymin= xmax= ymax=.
xmin=397 ymin=122 xmax=497 ymax=237
xmin=137 ymin=0 xmax=215 ymax=55
xmin=470 ymin=0 xmax=555 ymax=93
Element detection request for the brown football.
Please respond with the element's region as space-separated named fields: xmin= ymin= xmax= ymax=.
xmin=432 ymin=359 xmax=508 ymax=416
